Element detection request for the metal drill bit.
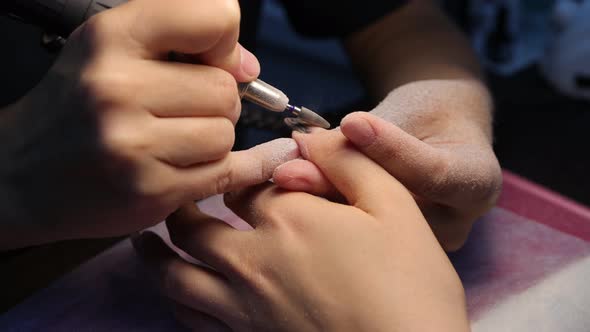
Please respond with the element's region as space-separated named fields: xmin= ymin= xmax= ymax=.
xmin=284 ymin=117 xmax=311 ymax=133
xmin=285 ymin=105 xmax=331 ymax=129
xmin=239 ymin=79 xmax=331 ymax=130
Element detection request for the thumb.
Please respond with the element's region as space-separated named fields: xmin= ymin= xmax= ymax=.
xmin=201 ymin=43 xmax=261 ymax=83
xmin=340 ymin=112 xmax=449 ymax=201
xmin=272 ymin=159 xmax=340 ymax=198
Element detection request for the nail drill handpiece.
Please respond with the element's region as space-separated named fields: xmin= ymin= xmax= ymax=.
xmin=238 ymin=79 xmax=330 ymax=130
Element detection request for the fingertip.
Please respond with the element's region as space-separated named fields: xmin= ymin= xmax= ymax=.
xmin=238 ymin=45 xmax=260 ymax=81
xmin=292 ymin=128 xmax=331 ymax=160
xmin=341 ymin=112 xmax=377 ymax=147
xmin=272 ymin=159 xmax=317 ymax=192
xmin=341 ymin=111 xmax=367 ymax=124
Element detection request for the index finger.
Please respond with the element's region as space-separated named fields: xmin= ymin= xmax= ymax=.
xmin=294 ymin=129 xmax=417 ymax=218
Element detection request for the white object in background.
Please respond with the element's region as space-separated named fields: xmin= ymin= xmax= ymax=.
xmin=540 ymin=0 xmax=590 ymax=100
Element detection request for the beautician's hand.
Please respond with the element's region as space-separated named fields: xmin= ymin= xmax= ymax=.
xmin=0 ymin=0 xmax=298 ymax=249
xmin=274 ymin=80 xmax=502 ymax=251
xmin=134 ymin=129 xmax=470 ymax=332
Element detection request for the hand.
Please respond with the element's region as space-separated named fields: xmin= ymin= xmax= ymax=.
xmin=0 ymin=0 xmax=298 ymax=249
xmin=133 ymin=129 xmax=470 ymax=332
xmin=274 ymin=79 xmax=502 ymax=251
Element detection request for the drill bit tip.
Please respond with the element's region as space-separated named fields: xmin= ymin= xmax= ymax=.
xmin=296 ymin=106 xmax=331 ymax=129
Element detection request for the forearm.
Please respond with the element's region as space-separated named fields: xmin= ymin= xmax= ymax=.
xmin=344 ymin=0 xmax=492 ymax=140
xmin=345 ymin=0 xmax=482 ymax=94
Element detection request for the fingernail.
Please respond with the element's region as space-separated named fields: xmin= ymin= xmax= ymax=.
xmin=240 ymin=46 xmax=260 ymax=78
xmin=283 ymin=178 xmax=313 ymax=191
xmin=341 ymin=116 xmax=376 ymax=147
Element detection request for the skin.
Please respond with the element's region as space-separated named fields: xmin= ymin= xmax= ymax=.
xmin=2 ymin=0 xmax=493 ymax=328
xmin=0 ymin=0 xmax=300 ymax=250
xmin=134 ymin=129 xmax=470 ymax=332
xmin=273 ymin=0 xmax=502 ymax=251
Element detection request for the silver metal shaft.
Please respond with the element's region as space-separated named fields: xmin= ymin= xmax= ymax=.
xmin=239 ymin=79 xmax=331 ymax=129
xmin=238 ymin=79 xmax=289 ymax=112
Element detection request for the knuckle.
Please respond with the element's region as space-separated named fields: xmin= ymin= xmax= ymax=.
xmin=214 ymin=158 xmax=235 ymax=194
xmin=215 ymin=0 xmax=241 ymax=33
xmin=480 ymin=159 xmax=503 ymax=206
xmin=80 ymin=64 xmax=133 ymax=107
xmin=421 ymin=156 xmax=452 ymax=196
xmin=214 ymin=120 xmax=236 ymax=154
xmin=192 ymin=0 xmax=240 ymax=43
xmin=135 ymin=170 xmax=173 ymax=199
xmin=101 ymin=121 xmax=149 ymax=156
xmin=432 ymin=157 xmax=452 ymax=181
xmin=211 ymin=69 xmax=240 ymax=119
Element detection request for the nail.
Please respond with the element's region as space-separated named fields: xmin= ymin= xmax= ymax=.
xmin=283 ymin=178 xmax=313 ymax=191
xmin=240 ymin=46 xmax=260 ymax=78
xmin=341 ymin=116 xmax=376 ymax=147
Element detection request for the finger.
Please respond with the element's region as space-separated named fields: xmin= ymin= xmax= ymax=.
xmin=294 ymin=129 xmax=416 ymax=217
xmin=176 ymin=138 xmax=300 ymax=200
xmin=152 ymin=117 xmax=235 ymax=167
xmin=132 ymin=231 xmax=241 ymax=321
xmin=340 ymin=112 xmax=453 ymax=203
xmin=114 ymin=0 xmax=258 ymax=81
xmin=136 ymin=62 xmax=241 ymax=121
xmin=166 ymin=203 xmax=248 ymax=274
xmin=173 ymin=302 xmax=232 ymax=332
xmin=224 ymin=180 xmax=357 ymax=231
xmin=200 ymin=38 xmax=261 ymax=83
xmin=272 ymin=159 xmax=340 ymax=199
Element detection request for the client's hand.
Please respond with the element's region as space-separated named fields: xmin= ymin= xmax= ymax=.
xmin=133 ymin=129 xmax=469 ymax=332
xmin=274 ymin=80 xmax=502 ymax=251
